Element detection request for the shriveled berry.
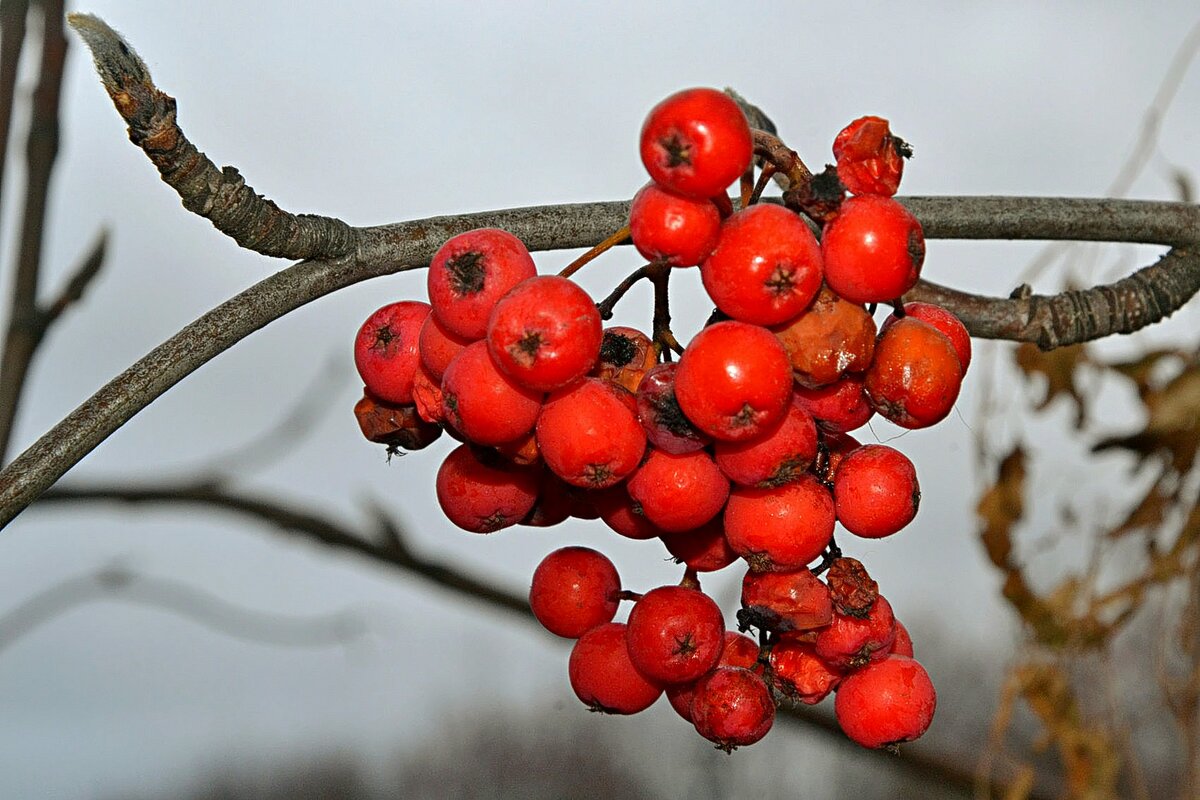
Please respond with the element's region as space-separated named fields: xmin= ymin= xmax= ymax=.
xmin=833 ymin=444 xmax=920 ymax=538
xmin=691 ymin=667 xmax=775 ymax=751
xmin=833 ymin=116 xmax=908 ymax=197
xmin=530 ymin=546 xmax=621 ymax=638
xmin=640 ymin=87 xmax=752 ymax=200
xmin=636 ymin=362 xmax=712 ymax=454
xmin=435 ymin=444 xmax=539 ymax=533
xmin=487 ymin=275 xmax=603 ymax=392
xmin=354 ymin=391 xmax=443 ymax=452
xmin=835 ymin=655 xmax=936 ymax=748
xmin=675 ymin=321 xmax=793 ymax=442
xmin=769 ymin=640 xmax=844 ymax=704
xmin=739 ymin=568 xmax=833 ymax=634
xmin=427 ymin=228 xmax=537 ymax=340
xmin=569 ymin=622 xmax=663 ymax=714
xmin=700 ymin=204 xmax=823 ymax=326
xmin=772 ymin=285 xmax=876 ymax=388
xmin=626 ymin=585 xmax=725 ymax=684
xmin=354 ymin=301 xmax=431 ymax=405
xmin=592 ymin=326 xmax=657 ymax=393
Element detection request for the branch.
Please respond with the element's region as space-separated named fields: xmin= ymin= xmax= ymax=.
xmin=67 ymin=13 xmax=356 ymax=260
xmin=30 ymin=480 xmax=1041 ymax=798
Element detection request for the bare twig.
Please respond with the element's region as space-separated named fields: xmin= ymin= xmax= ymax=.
xmin=0 ymin=562 xmax=367 ymax=653
xmin=0 ymin=0 xmax=65 ymax=463
xmin=0 ymin=0 xmax=29 ymax=250
xmin=30 ymin=480 xmax=1044 ymax=799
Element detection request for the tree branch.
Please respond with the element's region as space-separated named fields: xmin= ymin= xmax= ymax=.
xmin=30 ymin=480 xmax=1043 ymax=799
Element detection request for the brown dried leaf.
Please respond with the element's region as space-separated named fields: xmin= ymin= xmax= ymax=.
xmin=1094 ymin=361 xmax=1200 ymax=472
xmin=1014 ymin=343 xmax=1090 ymax=427
xmin=1109 ymin=483 xmax=1171 ymax=539
xmin=978 ymin=447 xmax=1025 ymax=568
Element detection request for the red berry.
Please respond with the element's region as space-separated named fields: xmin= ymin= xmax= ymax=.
xmin=626 ymin=448 xmax=730 ymax=533
xmin=691 ymin=666 xmax=775 ymax=751
xmin=724 ymin=475 xmax=835 ymax=572
xmin=793 ymin=374 xmax=874 ymax=434
xmin=625 ymin=585 xmax=725 ymax=684
xmin=768 ymin=640 xmax=844 ymax=704
xmin=529 ymin=546 xmax=621 ymax=638
xmin=739 ymin=568 xmax=833 ymax=634
xmin=635 ymin=362 xmax=712 ymax=455
xmin=520 ymin=471 xmax=576 ymax=528
xmin=714 ymin=394 xmax=818 ymax=487
xmin=883 ymin=302 xmax=972 ymax=373
xmin=427 ymin=228 xmax=537 ymax=340
xmin=353 ymin=301 xmax=431 ymax=405
xmin=833 ymin=444 xmax=920 ymax=538
xmin=660 ymin=519 xmax=739 ymax=573
xmin=865 ymin=316 xmax=963 ymax=429
xmin=822 ymin=195 xmax=924 ymax=304
xmin=675 ymin=321 xmax=793 ymax=442
xmin=639 ymin=87 xmax=752 ymax=200
xmin=667 ymin=631 xmax=760 ymax=722
xmin=813 ymin=594 xmax=896 ymax=670
xmin=700 ymin=204 xmax=823 ymax=326
xmin=487 ymin=275 xmax=603 ymax=392
xmin=629 ymin=182 xmax=722 ymax=267
xmin=536 ymin=378 xmax=646 ymax=488
xmin=418 ymin=312 xmax=473 ymax=381
xmin=440 ymin=340 xmax=542 ymax=446
xmin=592 ymin=484 xmax=662 ymax=540
xmin=889 ymin=620 xmax=915 ymax=658
xmin=835 ymin=655 xmax=936 ymax=748
xmin=569 ymin=622 xmax=663 ymax=714
xmin=832 ymin=116 xmax=908 ymax=197
xmin=434 ymin=444 xmax=539 ymax=533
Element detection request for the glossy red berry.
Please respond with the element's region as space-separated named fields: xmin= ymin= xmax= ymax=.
xmin=418 ymin=312 xmax=472 ymax=381
xmin=667 ymin=631 xmax=759 ymax=722
xmin=714 ymin=394 xmax=819 ymax=487
xmin=640 ymin=87 xmax=752 ymax=200
xmin=427 ymin=228 xmax=537 ymax=340
xmin=537 ymin=378 xmax=645 ymax=488
xmin=700 ymin=204 xmax=823 ymax=326
xmin=832 ymin=116 xmax=908 ymax=197
xmin=435 ymin=444 xmax=540 ymax=533
xmin=626 ymin=449 xmax=730 ymax=533
xmin=793 ymin=374 xmax=874 ymax=434
xmin=569 ymin=622 xmax=663 ymax=714
xmin=883 ymin=301 xmax=972 ymax=373
xmin=724 ymin=475 xmax=835 ymax=572
xmin=629 ymin=182 xmax=722 ymax=267
xmin=865 ymin=316 xmax=963 ymax=429
xmin=592 ymin=484 xmax=662 ymax=540
xmin=691 ymin=667 xmax=775 ymax=751
xmin=354 ymin=301 xmax=431 ymax=405
xmin=440 ymin=340 xmax=542 ymax=445
xmin=889 ymin=620 xmax=915 ymax=658
xmin=833 ymin=444 xmax=920 ymax=538
xmin=834 ymin=655 xmax=936 ymax=749
xmin=822 ymin=195 xmax=924 ymax=304
xmin=675 ymin=321 xmax=793 ymax=442
xmin=660 ymin=518 xmax=739 ymax=574
xmin=486 ymin=275 xmax=602 ymax=392
xmin=529 ymin=546 xmax=621 ymax=638
xmin=625 ymin=585 xmax=725 ymax=684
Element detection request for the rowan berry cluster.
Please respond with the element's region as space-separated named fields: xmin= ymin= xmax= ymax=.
xmin=351 ymin=87 xmax=968 ymax=752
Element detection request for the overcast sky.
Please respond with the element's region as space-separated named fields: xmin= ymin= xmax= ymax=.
xmin=1 ymin=2 xmax=1198 ymax=797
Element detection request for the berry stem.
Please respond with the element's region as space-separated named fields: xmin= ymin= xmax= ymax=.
xmin=739 ymin=167 xmax=755 ymax=210
xmin=679 ymin=566 xmax=701 ymax=591
xmin=649 ymin=263 xmax=684 ymax=361
xmin=595 ymin=263 xmax=655 ymax=320
xmin=558 ymin=224 xmax=631 ymax=279
xmin=752 ymin=129 xmax=814 ymax=196
xmin=747 ymin=163 xmax=778 ymax=207
xmin=615 ymin=589 xmax=644 ymax=603
xmin=810 ymin=535 xmax=843 ymax=577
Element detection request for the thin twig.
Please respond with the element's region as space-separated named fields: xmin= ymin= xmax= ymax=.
xmin=29 ymin=479 xmax=1047 ymax=799
xmin=0 ymin=563 xmax=367 ymax=653
xmin=0 ymin=0 xmax=29 ymax=254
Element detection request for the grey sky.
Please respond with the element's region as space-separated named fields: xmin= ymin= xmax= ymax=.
xmin=0 ymin=2 xmax=1197 ymax=797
